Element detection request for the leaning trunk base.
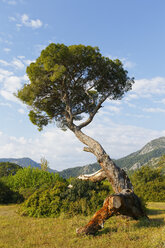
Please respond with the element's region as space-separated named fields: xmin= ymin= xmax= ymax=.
xmin=74 ymin=128 xmax=148 ymax=235
xmin=76 ymin=189 xmax=147 ymax=235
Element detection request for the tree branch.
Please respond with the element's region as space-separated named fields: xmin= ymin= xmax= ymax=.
xmin=77 ymin=93 xmax=110 ymax=129
xmin=83 ymin=146 xmax=94 ymax=153
xmin=78 ymin=169 xmax=107 ymax=182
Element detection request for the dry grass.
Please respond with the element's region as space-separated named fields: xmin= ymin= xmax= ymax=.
xmin=0 ymin=202 xmax=165 ymax=248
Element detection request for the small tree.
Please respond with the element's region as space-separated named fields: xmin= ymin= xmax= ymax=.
xmin=40 ymin=157 xmax=49 ymax=171
xmin=17 ymin=43 xmax=147 ymax=234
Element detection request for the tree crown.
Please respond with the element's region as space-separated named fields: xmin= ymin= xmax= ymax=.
xmin=17 ymin=43 xmax=134 ymax=131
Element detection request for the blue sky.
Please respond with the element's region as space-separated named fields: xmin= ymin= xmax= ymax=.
xmin=0 ymin=0 xmax=165 ymax=170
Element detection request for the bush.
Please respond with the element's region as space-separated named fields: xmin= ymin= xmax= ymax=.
xmin=1 ymin=166 xmax=63 ymax=199
xmin=0 ymin=162 xmax=22 ymax=177
xmin=0 ymin=166 xmax=64 ymax=202
xmin=131 ymin=165 xmax=165 ymax=202
xmin=0 ymin=180 xmax=23 ymax=204
xmin=19 ymin=179 xmax=112 ymax=217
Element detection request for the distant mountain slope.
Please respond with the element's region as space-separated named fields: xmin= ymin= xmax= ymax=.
xmin=0 ymin=158 xmax=41 ymax=168
xmin=59 ymin=163 xmax=100 ymax=179
xmin=0 ymin=157 xmax=58 ymax=173
xmin=116 ymin=137 xmax=165 ymax=170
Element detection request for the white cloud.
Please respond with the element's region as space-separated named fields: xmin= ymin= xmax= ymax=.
xmin=11 ymin=58 xmax=24 ymax=70
xmin=21 ymin=14 xmax=28 ymax=23
xmin=160 ymin=98 xmax=165 ymax=104
xmin=0 ymin=34 xmax=12 ymax=45
xmin=3 ymin=0 xmax=24 ymax=5
xmin=0 ymin=60 xmax=10 ymax=66
xmin=3 ymin=76 xmax=22 ymax=92
xmin=17 ymin=56 xmax=25 ymax=59
xmin=2 ymin=0 xmax=17 ymax=5
xmin=0 ymin=68 xmax=13 ymax=79
xmin=16 ymin=24 xmax=22 ymax=29
xmin=125 ymin=94 xmax=138 ymax=101
xmin=18 ymin=108 xmax=25 ymax=114
xmin=0 ymin=59 xmax=28 ymax=88
xmin=143 ymin=107 xmax=165 ymax=113
xmin=107 ymin=99 xmax=122 ymax=105
xmin=10 ymin=136 xmax=27 ymax=145
xmin=0 ymin=57 xmax=25 ymax=70
xmin=0 ymin=102 xmax=11 ymax=107
xmin=9 ymin=16 xmax=17 ymax=22
xmin=105 ymin=105 xmax=121 ymax=113
xmin=0 ymin=67 xmax=27 ymax=102
xmin=21 ymin=14 xmax=43 ymax=29
xmin=0 ymin=90 xmax=18 ymax=102
xmin=23 ymin=59 xmax=35 ymax=65
xmin=126 ymin=113 xmax=149 ymax=118
xmin=107 ymin=55 xmax=135 ymax=69
xmin=120 ymin=58 xmax=136 ymax=69
xmin=3 ymin=48 xmax=11 ymax=53
xmin=126 ymin=77 xmax=165 ymax=101
xmin=133 ymin=77 xmax=165 ymax=96
xmin=9 ymin=13 xmax=43 ymax=29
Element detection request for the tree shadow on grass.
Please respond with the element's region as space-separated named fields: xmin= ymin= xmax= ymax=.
xmin=94 ymin=215 xmax=165 ymax=236
xmin=134 ymin=216 xmax=165 ymax=229
xmin=147 ymin=208 xmax=165 ymax=215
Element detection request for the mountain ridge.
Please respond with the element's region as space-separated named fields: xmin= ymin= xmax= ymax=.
xmin=0 ymin=157 xmax=57 ymax=173
xmin=0 ymin=157 xmax=41 ymax=168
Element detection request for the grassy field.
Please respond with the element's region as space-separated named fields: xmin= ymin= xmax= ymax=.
xmin=0 ymin=202 xmax=165 ymax=248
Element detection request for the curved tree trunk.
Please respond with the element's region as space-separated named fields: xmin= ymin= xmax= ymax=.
xmin=74 ymin=128 xmax=133 ymax=193
xmin=73 ymin=128 xmax=148 ymax=235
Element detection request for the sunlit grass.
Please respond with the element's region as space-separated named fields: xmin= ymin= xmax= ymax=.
xmin=0 ymin=202 xmax=165 ymax=248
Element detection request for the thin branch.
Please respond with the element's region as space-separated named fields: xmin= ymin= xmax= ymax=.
xmin=78 ymin=93 xmax=110 ymax=129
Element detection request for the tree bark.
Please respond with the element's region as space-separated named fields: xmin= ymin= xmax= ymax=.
xmin=74 ymin=128 xmax=133 ymax=193
xmin=73 ymin=128 xmax=148 ymax=235
xmin=78 ymin=169 xmax=107 ymax=182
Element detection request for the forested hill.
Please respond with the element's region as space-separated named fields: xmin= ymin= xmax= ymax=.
xmin=1 ymin=137 xmax=165 ymax=178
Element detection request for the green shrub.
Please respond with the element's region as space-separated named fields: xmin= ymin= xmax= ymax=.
xmin=1 ymin=166 xmax=63 ymax=199
xmin=0 ymin=180 xmax=23 ymax=204
xmin=131 ymin=165 xmax=165 ymax=202
xmin=6 ymin=166 xmax=62 ymax=190
xmin=19 ymin=179 xmax=112 ymax=217
xmin=0 ymin=162 xmax=22 ymax=177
